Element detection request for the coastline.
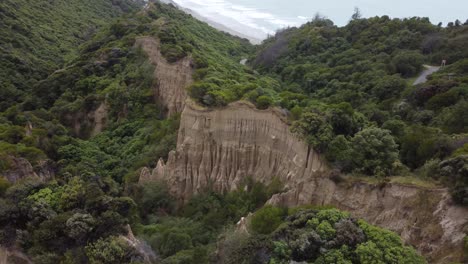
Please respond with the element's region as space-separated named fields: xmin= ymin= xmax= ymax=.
xmin=158 ymin=0 xmax=263 ymax=44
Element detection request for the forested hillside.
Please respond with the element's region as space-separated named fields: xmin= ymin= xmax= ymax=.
xmin=0 ymin=1 xmax=467 ymax=263
xmin=0 ymin=0 xmax=143 ymax=111
xmin=252 ymin=14 xmax=468 ymax=205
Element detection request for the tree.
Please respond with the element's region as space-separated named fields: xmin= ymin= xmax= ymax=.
xmin=291 ymin=111 xmax=334 ymax=152
xmin=326 ymin=135 xmax=353 ymax=171
xmin=351 ymin=7 xmax=362 ymax=20
xmin=438 ymin=100 xmax=468 ymax=134
xmin=66 ymin=213 xmax=96 ymax=242
xmin=392 ymin=51 xmax=424 ymax=77
xmin=85 ymin=236 xmax=139 ymax=264
xmin=160 ymin=231 xmax=193 ymax=257
xmin=382 ymin=119 xmax=407 ymax=144
xmin=356 ymin=241 xmax=385 ymax=264
xmin=328 ymin=103 xmax=364 ymax=136
xmin=138 ymin=181 xmax=174 ymax=218
xmin=438 ymin=156 xmax=468 ymax=205
xmin=256 ymin=95 xmax=273 ymax=109
xmin=372 ymin=75 xmax=407 ymax=100
xmin=250 ymin=206 xmax=284 ymax=234
xmin=400 ymin=126 xmax=449 ymax=169
xmin=350 ymin=127 xmax=399 ymax=176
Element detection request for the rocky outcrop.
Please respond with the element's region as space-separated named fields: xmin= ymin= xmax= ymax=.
xmin=3 ymin=157 xmax=54 ymax=183
xmin=269 ymin=178 xmax=468 ymax=263
xmin=90 ymin=102 xmax=109 ymax=137
xmin=0 ymin=247 xmax=33 ymax=264
xmin=135 ymin=37 xmax=193 ymax=116
xmin=140 ymin=100 xmax=327 ymax=201
xmin=120 ymin=225 xmax=158 ymax=263
xmin=140 ymin=99 xmax=468 ymax=263
xmin=66 ymin=101 xmax=109 ymax=138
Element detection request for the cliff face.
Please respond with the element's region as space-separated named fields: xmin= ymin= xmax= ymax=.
xmin=3 ymin=157 xmax=54 ymax=183
xmin=140 ymin=100 xmax=327 ymax=200
xmin=140 ymin=100 xmax=468 ymax=263
xmin=135 ymin=37 xmax=193 ymax=116
xmin=269 ymin=179 xmax=468 ymax=263
xmin=132 ymin=36 xmax=467 ymax=262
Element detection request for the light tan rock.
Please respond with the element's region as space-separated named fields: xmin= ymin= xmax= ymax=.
xmin=120 ymin=225 xmax=158 ymax=263
xmin=135 ymin=37 xmax=193 ymax=116
xmin=90 ymin=102 xmax=108 ymax=137
xmin=140 ymin=99 xmax=468 ymax=263
xmin=141 ymin=100 xmax=327 ymax=202
xmin=268 ymin=179 xmax=468 ymax=263
xmin=3 ymin=157 xmax=55 ymax=183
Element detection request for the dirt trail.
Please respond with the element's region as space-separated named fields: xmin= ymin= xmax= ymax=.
xmin=413 ymin=65 xmax=441 ymax=85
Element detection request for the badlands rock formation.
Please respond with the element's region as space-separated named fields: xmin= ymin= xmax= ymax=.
xmin=269 ymin=179 xmax=468 ymax=263
xmin=140 ymin=100 xmax=327 ymax=200
xmin=140 ymin=99 xmax=468 ymax=263
xmin=135 ymin=37 xmax=193 ymax=116
xmin=136 ymin=38 xmax=467 ymax=263
xmin=3 ymin=157 xmax=54 ymax=183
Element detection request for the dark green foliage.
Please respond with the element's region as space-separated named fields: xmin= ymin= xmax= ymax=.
xmin=0 ymin=175 xmax=137 ymax=261
xmin=134 ymin=181 xmax=175 ymax=219
xmin=325 ymin=128 xmax=399 ymax=176
xmin=400 ymin=126 xmax=450 ymax=169
xmin=254 ymin=16 xmax=468 ymax=185
xmin=85 ymin=236 xmax=140 ymax=264
xmin=0 ymin=0 xmax=142 ymax=111
xmin=372 ymin=75 xmax=408 ymax=100
xmin=392 ymin=51 xmax=424 ymax=77
xmin=256 ymin=95 xmax=273 ymax=110
xmin=350 ymin=128 xmax=399 ymax=176
xmin=133 ymin=178 xmax=283 ymax=263
xmin=250 ymin=206 xmax=286 ymax=235
xmin=291 ymin=111 xmax=333 ymax=152
xmin=1 ymin=1 xmax=465 ymax=262
xmin=223 ymin=208 xmax=425 ymax=264
xmin=437 ymin=155 xmax=468 ymax=205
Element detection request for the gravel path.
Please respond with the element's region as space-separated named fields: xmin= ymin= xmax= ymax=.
xmin=413 ymin=65 xmax=441 ymax=85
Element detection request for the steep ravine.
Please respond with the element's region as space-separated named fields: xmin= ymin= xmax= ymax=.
xmin=138 ymin=43 xmax=467 ymax=263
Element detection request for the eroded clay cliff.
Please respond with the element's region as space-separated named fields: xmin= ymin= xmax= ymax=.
xmin=135 ymin=37 xmax=193 ymax=116
xmin=269 ymin=179 xmax=468 ymax=263
xmin=140 ymin=100 xmax=468 ymax=263
xmin=140 ymin=100 xmax=327 ymax=200
xmin=3 ymin=157 xmax=54 ymax=183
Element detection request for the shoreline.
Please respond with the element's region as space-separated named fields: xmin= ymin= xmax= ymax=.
xmin=159 ymin=0 xmax=264 ymax=44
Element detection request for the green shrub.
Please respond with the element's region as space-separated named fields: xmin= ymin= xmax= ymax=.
xmin=250 ymin=206 xmax=285 ymax=235
xmin=453 ymin=143 xmax=468 ymax=157
xmin=317 ymin=221 xmax=336 ymax=240
xmin=85 ymin=236 xmax=138 ymax=264
xmin=350 ymin=127 xmax=399 ymax=176
xmin=0 ymin=177 xmax=11 ymax=196
xmin=392 ymin=51 xmax=424 ymax=77
xmin=256 ymin=95 xmax=273 ymax=109
xmin=291 ymin=111 xmax=333 ymax=153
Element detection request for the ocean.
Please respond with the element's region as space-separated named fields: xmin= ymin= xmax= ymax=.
xmin=170 ymin=0 xmax=467 ymax=42
xmin=172 ymin=0 xmax=309 ymax=40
